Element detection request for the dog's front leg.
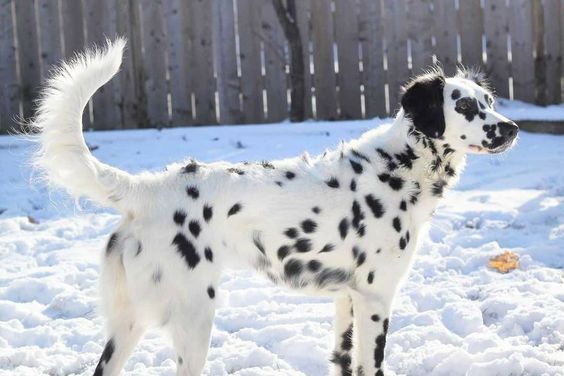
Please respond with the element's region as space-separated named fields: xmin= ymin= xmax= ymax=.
xmin=330 ymin=295 xmax=354 ymax=376
xmin=350 ymin=293 xmax=391 ymax=376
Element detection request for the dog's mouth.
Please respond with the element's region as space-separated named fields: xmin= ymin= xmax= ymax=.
xmin=470 ymin=137 xmax=517 ymax=154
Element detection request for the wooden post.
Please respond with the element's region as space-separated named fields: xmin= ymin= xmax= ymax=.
xmin=214 ymin=0 xmax=242 ymax=124
xmin=484 ymin=0 xmax=510 ymax=98
xmin=37 ymin=0 xmax=63 ymax=77
xmin=15 ymin=0 xmax=41 ymax=120
xmin=295 ymin=0 xmax=313 ymax=119
xmin=0 ymin=0 xmax=20 ymax=133
xmin=458 ymin=0 xmax=484 ymax=69
xmin=311 ymin=0 xmax=337 ymax=120
xmin=334 ymin=0 xmax=362 ymax=119
xmin=60 ymin=0 xmax=85 ymax=58
xmin=542 ymin=0 xmax=561 ymax=104
xmin=406 ymin=0 xmax=433 ymax=74
xmin=433 ymin=0 xmax=458 ymax=75
xmin=383 ymin=0 xmax=409 ymax=111
xmin=164 ymin=0 xmax=193 ymax=126
xmin=509 ymin=0 xmax=536 ymax=102
xmin=359 ymin=0 xmax=386 ymax=118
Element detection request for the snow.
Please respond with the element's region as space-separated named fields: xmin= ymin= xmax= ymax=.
xmin=1 ymin=113 xmax=563 ymax=375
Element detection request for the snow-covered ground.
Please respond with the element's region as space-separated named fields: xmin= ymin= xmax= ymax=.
xmin=0 ymin=111 xmax=563 ymax=375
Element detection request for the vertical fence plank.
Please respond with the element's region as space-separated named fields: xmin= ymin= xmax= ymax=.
xmin=295 ymin=0 xmax=313 ymax=118
xmin=407 ymin=0 xmax=433 ymax=74
xmin=311 ymin=0 xmax=337 ymax=120
xmin=60 ymin=0 xmax=84 ymax=58
xmin=359 ymin=0 xmax=386 ymax=118
xmin=164 ymin=0 xmax=193 ymax=126
xmin=484 ymin=0 xmax=510 ymax=98
xmin=433 ymin=0 xmax=457 ymax=75
xmin=334 ymin=0 xmax=361 ymax=119
xmin=214 ymin=0 xmax=242 ymax=124
xmin=237 ymin=0 xmax=263 ymax=123
xmin=84 ymin=0 xmax=122 ymax=130
xmin=38 ymin=0 xmax=63 ymax=77
xmin=140 ymin=0 xmax=169 ymax=128
xmin=190 ymin=0 xmax=216 ymax=125
xmin=261 ymin=0 xmax=287 ymax=122
xmin=0 ymin=0 xmax=19 ymax=132
xmin=15 ymin=0 xmax=41 ymax=120
xmin=542 ymin=0 xmax=562 ymax=104
xmin=510 ymin=0 xmax=535 ymax=102
xmin=458 ymin=0 xmax=484 ymax=69
xmin=383 ymin=0 xmax=409 ymax=111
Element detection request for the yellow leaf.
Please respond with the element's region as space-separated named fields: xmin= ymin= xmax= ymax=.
xmin=488 ymin=251 xmax=519 ymax=273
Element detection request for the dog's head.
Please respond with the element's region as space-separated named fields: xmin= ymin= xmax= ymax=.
xmin=401 ymin=68 xmax=518 ymax=154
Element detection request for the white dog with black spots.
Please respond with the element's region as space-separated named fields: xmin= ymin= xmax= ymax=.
xmin=32 ymin=39 xmax=518 ymax=376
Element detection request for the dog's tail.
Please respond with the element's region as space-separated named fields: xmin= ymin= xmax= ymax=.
xmin=32 ymin=38 xmax=137 ymax=212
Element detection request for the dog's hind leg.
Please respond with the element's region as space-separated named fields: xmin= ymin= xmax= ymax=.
xmin=330 ymin=295 xmax=354 ymax=376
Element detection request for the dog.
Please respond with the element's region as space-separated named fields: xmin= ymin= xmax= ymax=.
xmin=32 ymin=39 xmax=518 ymax=376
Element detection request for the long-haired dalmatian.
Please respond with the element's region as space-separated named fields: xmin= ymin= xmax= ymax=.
xmin=32 ymin=39 xmax=518 ymax=376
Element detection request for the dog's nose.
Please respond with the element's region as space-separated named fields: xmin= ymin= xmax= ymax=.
xmin=498 ymin=121 xmax=518 ymax=138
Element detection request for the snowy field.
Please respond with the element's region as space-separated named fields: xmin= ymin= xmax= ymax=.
xmin=1 ymin=105 xmax=563 ymax=375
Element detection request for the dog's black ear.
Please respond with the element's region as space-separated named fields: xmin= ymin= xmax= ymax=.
xmin=401 ymin=72 xmax=446 ymax=138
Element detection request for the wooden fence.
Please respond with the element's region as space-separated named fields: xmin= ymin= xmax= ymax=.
xmin=0 ymin=0 xmax=562 ymax=133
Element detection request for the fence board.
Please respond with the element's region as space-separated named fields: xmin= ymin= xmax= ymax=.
xmin=38 ymin=0 xmax=63 ymax=77
xmin=542 ymin=0 xmax=562 ymax=104
xmin=295 ymin=0 xmax=313 ymax=118
xmin=0 ymin=0 xmax=19 ymax=132
xmin=140 ymin=0 xmax=169 ymax=128
xmin=383 ymin=0 xmax=409 ymax=111
xmin=237 ymin=0 xmax=263 ymax=123
xmin=311 ymin=0 xmax=337 ymax=120
xmin=61 ymin=0 xmax=84 ymax=58
xmin=214 ymin=0 xmax=242 ymax=124
xmin=164 ymin=0 xmax=193 ymax=125
xmin=15 ymin=0 xmax=41 ymax=120
xmin=510 ymin=0 xmax=536 ymax=102
xmin=334 ymin=0 xmax=361 ymax=119
xmin=189 ymin=0 xmax=216 ymax=124
xmin=458 ymin=0 xmax=483 ymax=69
xmin=261 ymin=0 xmax=287 ymax=122
xmin=484 ymin=0 xmax=510 ymax=98
xmin=433 ymin=0 xmax=458 ymax=75
xmin=406 ymin=0 xmax=433 ymax=74
xmin=359 ymin=0 xmax=386 ymax=118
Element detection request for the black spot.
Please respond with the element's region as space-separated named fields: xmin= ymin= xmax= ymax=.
xmin=371 ymin=314 xmax=380 ymax=322
xmin=376 ymin=370 xmax=384 ymax=376
xmin=406 ymin=231 xmax=410 ymax=243
xmin=350 ymin=179 xmax=357 ymax=192
xmin=182 ymin=161 xmax=198 ymax=173
xmin=172 ymin=233 xmax=200 ymax=269
xmin=188 ymin=220 xmax=201 ymax=238
xmin=399 ymin=236 xmax=407 ymax=250
xmin=186 ymin=186 xmax=199 ymax=200
xmin=226 ymin=167 xmax=245 ymax=175
xmin=351 ymin=149 xmax=370 ymax=162
xmin=178 ymin=356 xmax=183 ymax=365
xmin=356 ymin=224 xmax=366 ymax=237
xmin=261 ymin=160 xmax=275 ymax=169
xmin=378 ymin=173 xmax=404 ymax=190
xmin=284 ymin=259 xmax=303 ymax=277
xmin=307 ymin=260 xmax=322 ymax=272
xmin=400 ymin=200 xmax=407 ymax=211
xmin=326 ymin=177 xmax=340 ymax=189
xmin=295 ymin=238 xmax=312 ymax=253
xmin=357 ymin=365 xmax=365 ymax=376
xmin=106 ymin=233 xmax=118 ymax=255
xmin=94 ymin=338 xmax=115 ymax=376
xmin=301 ymin=219 xmax=317 ymax=233
xmin=443 ymin=146 xmax=455 ymax=156
xmin=455 ymin=97 xmax=480 ymax=122
xmin=356 ymin=252 xmax=366 ymax=267
xmin=392 ymin=217 xmax=401 ymax=232
xmin=312 ymin=206 xmax=321 ymax=214
xmin=365 ymin=195 xmax=385 ymax=218
xmin=204 ymin=247 xmax=213 ymax=262
xmin=432 ymin=179 xmax=447 ymax=197
xmin=203 ymin=205 xmax=213 ymax=222
xmin=351 ymin=200 xmax=365 ymax=230
xmin=207 ymin=286 xmax=215 ymax=299
xmin=367 ymin=271 xmax=374 ymax=284
xmin=330 ymin=351 xmax=352 ymax=376
xmin=339 ymin=218 xmax=349 ymax=239
xmin=479 ymin=101 xmax=486 ymax=110
xmin=227 ymin=203 xmax=242 ymax=216
xmin=445 ymin=163 xmax=456 ymax=177
xmin=275 ymin=181 xmax=283 ymax=187
xmin=451 ymin=89 xmax=461 ymax=100
xmin=319 ymin=243 xmax=335 ymax=253
xmin=383 ymin=318 xmax=389 ymax=334
xmin=253 ymin=232 xmax=266 ymax=255
xmin=374 ymin=333 xmax=387 ymax=368
xmin=479 ymin=111 xmax=486 ymax=120
xmin=135 ymin=242 xmax=142 ymax=256
xmin=377 ymin=148 xmax=398 ymax=170
xmin=315 ymin=268 xmax=350 ymax=288
xmin=284 ymin=227 xmax=298 ymax=239
xmin=173 ymin=210 xmax=187 ymax=226
xmin=285 ymin=171 xmax=296 ymax=179
xmin=460 ymin=134 xmax=467 ymax=140
xmin=349 ymin=159 xmax=363 ymax=174
xmin=277 ymin=245 xmax=291 ymax=260
xmin=341 ymin=324 xmax=353 ymax=351
xmin=394 ymin=144 xmax=418 ymax=169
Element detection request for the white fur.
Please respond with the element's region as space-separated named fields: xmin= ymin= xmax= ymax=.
xmin=33 ymin=40 xmax=517 ymax=376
